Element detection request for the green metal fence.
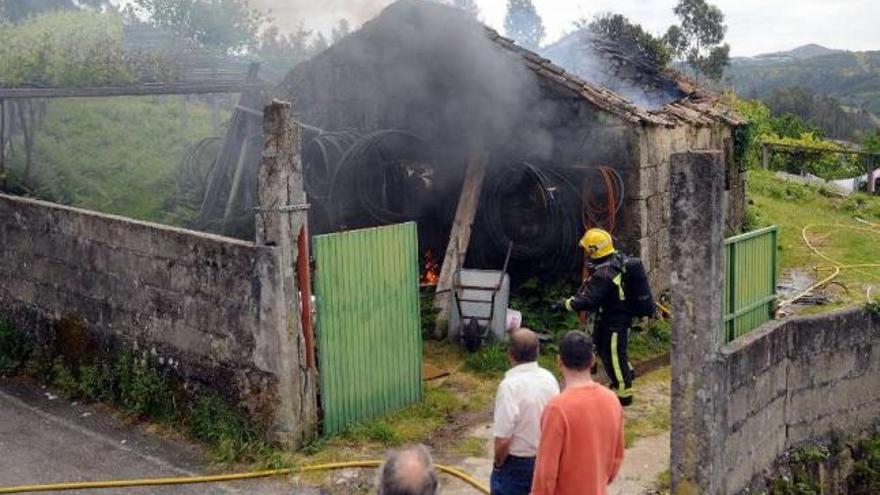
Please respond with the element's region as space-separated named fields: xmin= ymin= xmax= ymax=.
xmin=312 ymin=222 xmax=423 ymax=435
xmin=723 ymin=226 xmax=779 ymax=343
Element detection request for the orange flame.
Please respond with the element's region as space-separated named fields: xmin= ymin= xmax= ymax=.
xmin=421 ymin=249 xmax=440 ymax=287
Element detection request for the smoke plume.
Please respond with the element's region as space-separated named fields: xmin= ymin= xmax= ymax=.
xmin=251 ymin=0 xmax=395 ymax=35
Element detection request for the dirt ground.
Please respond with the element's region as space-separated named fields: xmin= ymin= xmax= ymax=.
xmin=313 ymin=366 xmax=673 ymax=495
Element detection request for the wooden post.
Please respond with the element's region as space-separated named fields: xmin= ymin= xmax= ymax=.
xmin=255 ymin=100 xmax=318 ymax=448
xmin=761 ymin=144 xmax=770 ymax=170
xmin=433 ymin=150 xmax=489 ymax=339
xmin=868 ymin=167 xmax=877 ymax=194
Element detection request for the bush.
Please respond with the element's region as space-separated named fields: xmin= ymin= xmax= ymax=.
xmin=849 ymin=435 xmax=880 ymax=495
xmin=0 ymin=11 xmax=176 ymax=87
xmin=52 ymin=357 xmax=81 ymax=397
xmin=0 ymin=317 xmax=30 ymax=375
xmin=78 ymin=363 xmax=113 ymax=402
xmin=510 ymin=278 xmax=581 ymax=336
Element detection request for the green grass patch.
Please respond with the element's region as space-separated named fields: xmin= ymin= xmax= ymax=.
xmin=624 ymin=367 xmax=671 ymax=446
xmin=748 ymin=169 xmax=880 ymax=309
xmin=464 ymin=344 xmax=509 ymax=376
xmin=4 ymin=96 xmax=222 ymax=225
xmin=450 ymin=436 xmax=488 ymax=458
xmin=629 ymin=318 xmax=672 ymax=363
xmin=655 ymin=469 xmax=671 ymax=491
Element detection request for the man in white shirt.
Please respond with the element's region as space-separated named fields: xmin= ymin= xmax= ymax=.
xmin=491 ymin=328 xmax=560 ymax=495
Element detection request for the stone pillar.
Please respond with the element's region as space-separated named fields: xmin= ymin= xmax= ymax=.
xmin=255 ymin=100 xmax=318 ymax=448
xmin=669 ymin=151 xmax=727 ymax=494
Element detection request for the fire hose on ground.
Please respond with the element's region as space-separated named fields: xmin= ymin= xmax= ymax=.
xmin=778 ymin=221 xmax=880 ymax=308
xmin=0 ymin=460 xmax=490 ymax=494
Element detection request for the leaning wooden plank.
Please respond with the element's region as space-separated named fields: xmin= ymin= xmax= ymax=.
xmin=433 ymin=150 xmax=489 ymax=339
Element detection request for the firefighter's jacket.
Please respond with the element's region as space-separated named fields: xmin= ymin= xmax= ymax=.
xmin=568 ymin=253 xmax=634 ymax=331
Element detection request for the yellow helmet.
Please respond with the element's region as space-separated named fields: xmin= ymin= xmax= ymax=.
xmin=579 ymin=228 xmax=615 ymax=259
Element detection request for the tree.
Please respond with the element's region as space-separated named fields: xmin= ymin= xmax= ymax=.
xmin=311 ymin=32 xmax=329 ymax=55
xmin=864 ymin=131 xmax=880 ymax=153
xmin=253 ymin=24 xmax=315 ymax=73
xmin=451 ymin=0 xmax=480 ymax=18
xmin=129 ymin=0 xmax=266 ymax=54
xmin=330 ymin=19 xmax=350 ymax=45
xmin=665 ymin=0 xmax=730 ymax=81
xmin=585 ymin=13 xmax=672 ymax=68
xmin=504 ymin=0 xmax=545 ymax=51
xmin=0 ymin=0 xmax=76 ymax=22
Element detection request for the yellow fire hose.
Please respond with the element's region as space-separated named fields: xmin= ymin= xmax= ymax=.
xmin=0 ymin=460 xmax=489 ymax=494
xmin=778 ymin=223 xmax=880 ymax=308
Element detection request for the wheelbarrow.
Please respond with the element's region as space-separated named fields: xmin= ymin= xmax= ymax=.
xmin=451 ymin=243 xmax=514 ymax=352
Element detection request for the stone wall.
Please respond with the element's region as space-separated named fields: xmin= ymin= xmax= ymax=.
xmin=0 ymin=190 xmax=313 ymax=446
xmin=633 ymin=122 xmax=742 ymax=294
xmin=720 ymin=309 xmax=880 ymax=493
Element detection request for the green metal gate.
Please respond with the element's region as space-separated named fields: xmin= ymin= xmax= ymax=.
xmin=723 ymin=226 xmax=779 ymax=343
xmin=312 ymin=222 xmax=423 ymax=435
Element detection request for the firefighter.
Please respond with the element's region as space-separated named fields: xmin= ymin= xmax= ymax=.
xmin=560 ymin=228 xmax=635 ymax=406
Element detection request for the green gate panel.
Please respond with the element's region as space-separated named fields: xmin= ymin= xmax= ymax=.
xmin=723 ymin=226 xmax=779 ymax=344
xmin=313 ymin=222 xmax=423 ymax=435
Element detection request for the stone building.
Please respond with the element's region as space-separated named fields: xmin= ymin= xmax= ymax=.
xmin=278 ymin=0 xmax=745 ymax=292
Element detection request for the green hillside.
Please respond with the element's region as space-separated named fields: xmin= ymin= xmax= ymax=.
xmin=3 ymin=96 xmax=223 ymax=225
xmin=726 ymin=48 xmax=880 ymax=115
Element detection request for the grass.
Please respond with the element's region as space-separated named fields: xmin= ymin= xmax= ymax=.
xmin=623 ymin=367 xmax=671 ymax=446
xmin=286 ymin=340 xmax=498 ymax=473
xmin=4 ymin=96 xmax=223 ymax=225
xmin=450 ymin=436 xmax=488 ymax=458
xmin=748 ymin=169 xmax=880 ymax=311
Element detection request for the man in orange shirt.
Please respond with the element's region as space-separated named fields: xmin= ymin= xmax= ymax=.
xmin=531 ymin=331 xmax=625 ymax=495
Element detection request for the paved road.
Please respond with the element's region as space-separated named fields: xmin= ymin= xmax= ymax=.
xmin=0 ymin=379 xmax=313 ymax=495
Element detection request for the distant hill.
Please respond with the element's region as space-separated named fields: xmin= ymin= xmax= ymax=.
xmin=754 ymin=44 xmax=844 ymax=61
xmin=725 ymin=45 xmax=880 ymax=117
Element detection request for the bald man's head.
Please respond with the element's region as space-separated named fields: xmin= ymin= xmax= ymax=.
xmin=378 ymin=445 xmax=438 ymax=495
xmin=509 ymin=328 xmax=539 ymax=364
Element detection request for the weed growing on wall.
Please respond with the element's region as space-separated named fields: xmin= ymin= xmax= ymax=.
xmin=769 ymin=442 xmax=829 ymax=495
xmin=849 ymin=434 xmax=880 ymax=495
xmin=0 ymin=317 xmax=30 ymax=375
xmin=187 ymin=394 xmax=284 ymax=466
xmin=22 ymin=339 xmax=279 ymax=465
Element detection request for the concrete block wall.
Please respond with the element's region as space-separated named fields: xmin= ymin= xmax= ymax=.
xmin=0 ymin=193 xmax=305 ymax=443
xmin=720 ymin=309 xmax=880 ymax=493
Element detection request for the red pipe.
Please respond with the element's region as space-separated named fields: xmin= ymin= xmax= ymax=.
xmin=297 ymin=224 xmax=316 ymax=369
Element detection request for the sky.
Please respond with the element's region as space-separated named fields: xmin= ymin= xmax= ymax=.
xmin=250 ymin=0 xmax=880 ymax=57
